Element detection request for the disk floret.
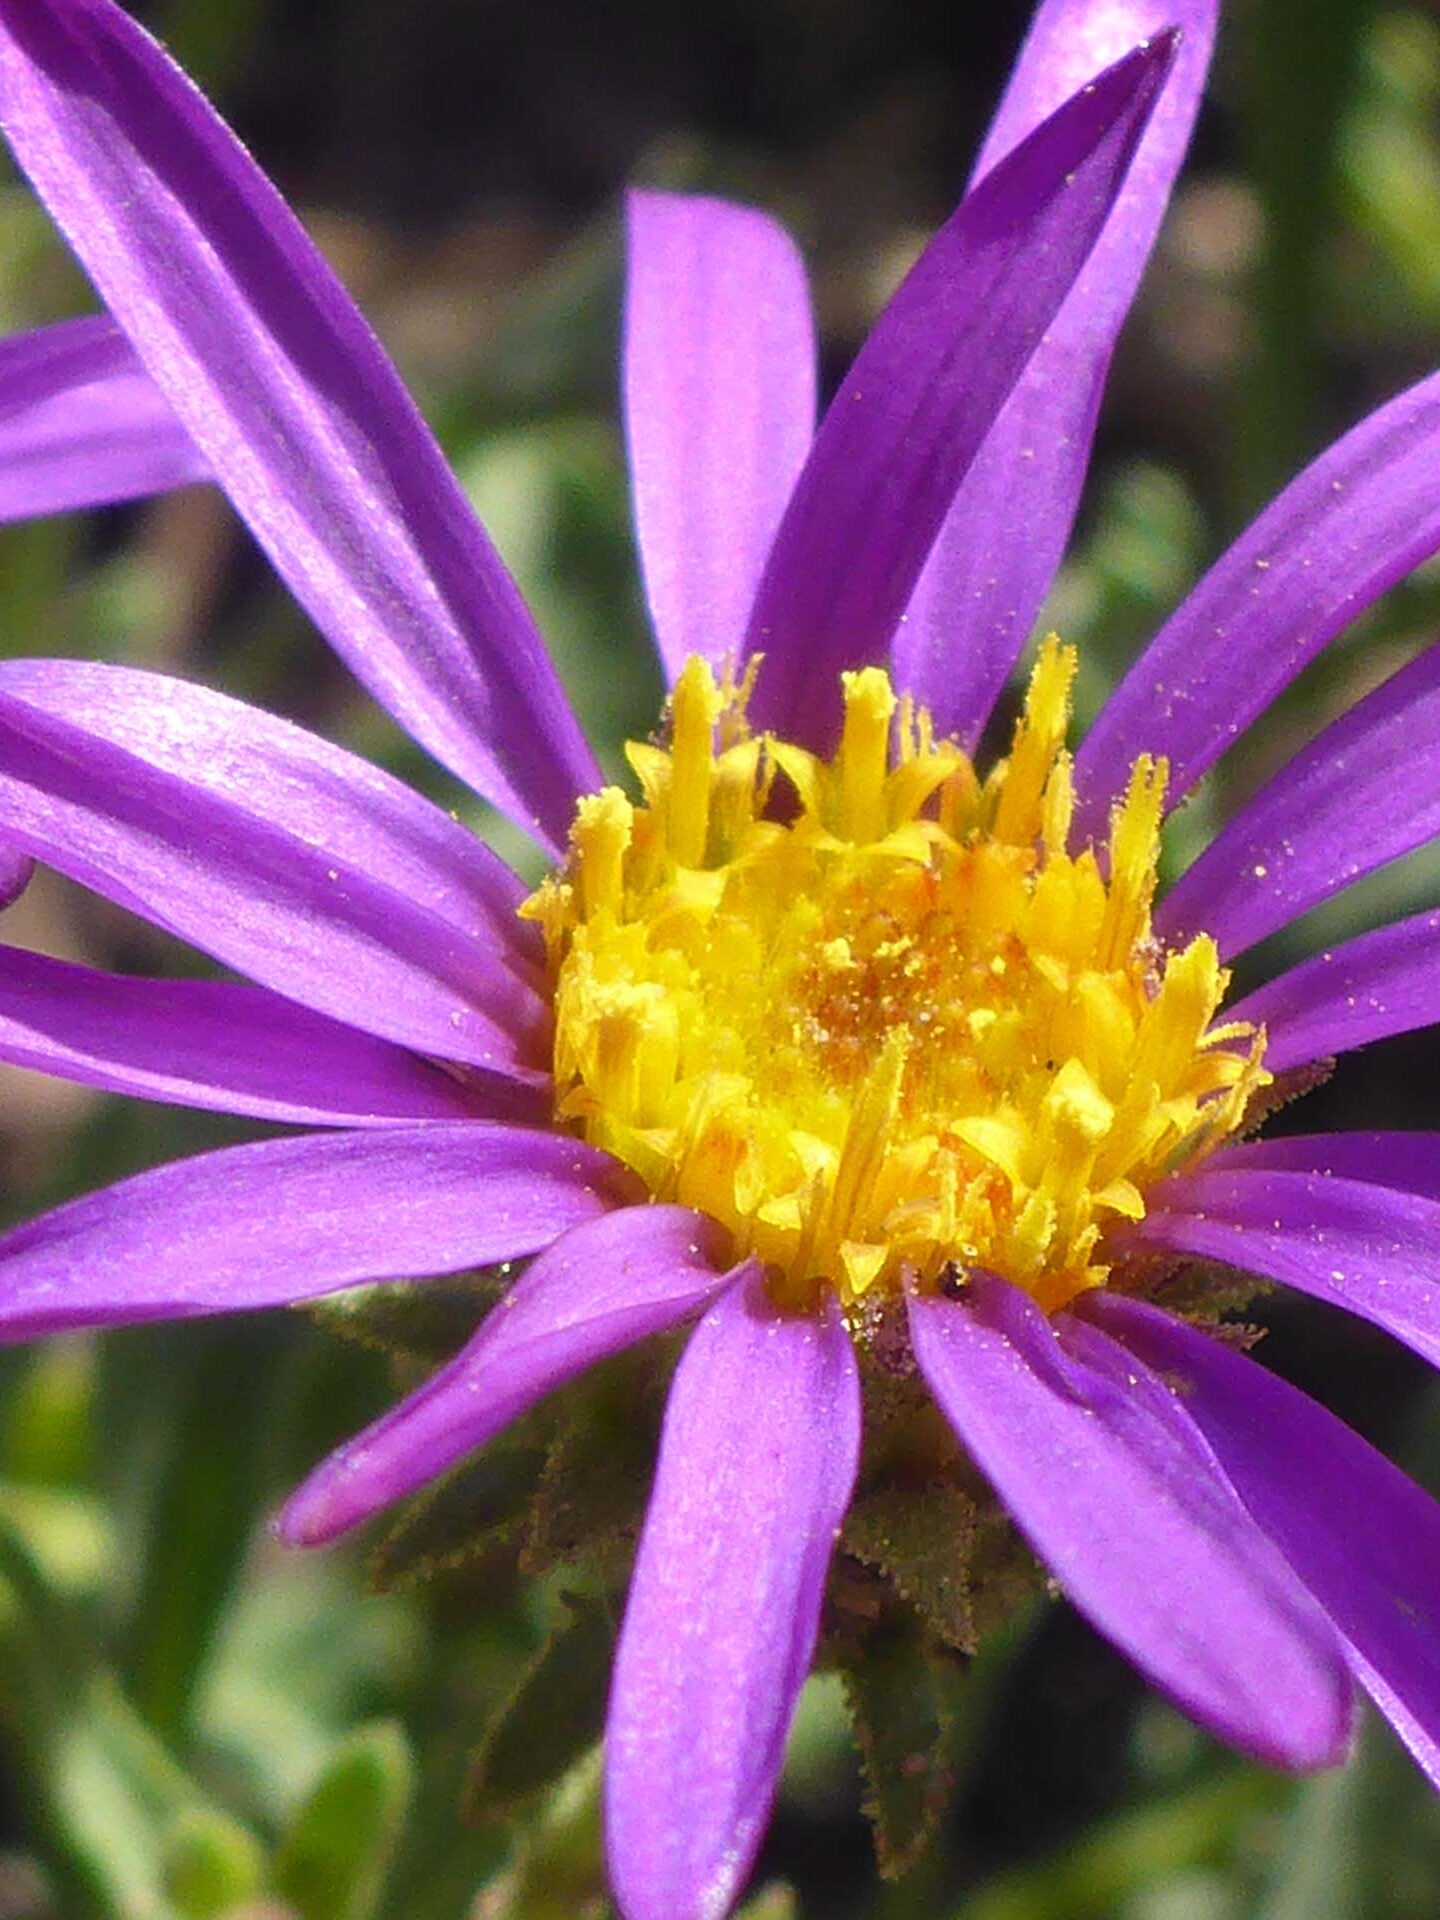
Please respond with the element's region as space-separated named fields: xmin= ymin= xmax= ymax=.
xmin=524 ymin=641 xmax=1267 ymax=1313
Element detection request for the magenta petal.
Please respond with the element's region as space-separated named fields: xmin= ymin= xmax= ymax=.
xmin=910 ymin=1276 xmax=1351 ymax=1767
xmin=894 ymin=0 xmax=1216 ymax=746
xmin=0 ymin=659 xmax=532 ymax=945
xmin=1075 ymin=368 xmax=1440 ymax=833
xmin=0 ymin=0 xmax=598 ymax=849
xmin=0 ymin=845 xmax=32 ymax=909
xmin=1205 ymin=1130 xmax=1440 ymax=1200
xmin=0 ymin=943 xmax=517 ymax=1127
xmin=0 ymin=667 xmax=547 ymax=1077
xmin=277 ymin=1204 xmax=730 ymax=1547
xmin=1159 ymin=643 xmax=1440 ymax=958
xmin=1086 ymin=1290 xmax=1440 ymax=1789
xmin=1229 ymin=907 xmax=1440 ymax=1073
xmin=605 ymin=1272 xmax=860 ymax=1920
xmin=745 ymin=33 xmax=1177 ymax=743
xmin=0 ymin=313 xmax=206 ymax=519
xmin=0 ymin=1124 xmax=628 ymax=1340
xmin=624 ymin=190 xmax=816 ymax=683
xmin=1124 ymin=1167 xmax=1440 ymax=1368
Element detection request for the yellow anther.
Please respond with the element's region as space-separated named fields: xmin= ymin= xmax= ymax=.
xmin=1042 ymin=1058 xmax=1115 ymax=1149
xmin=993 ymin=636 xmax=1076 ymax=845
xmin=837 ymin=667 xmax=898 ymax=844
xmin=1100 ymin=753 xmax=1168 ymax=966
xmin=1040 ymin=752 xmax=1075 ymax=861
xmin=572 ymin=788 xmax=632 ymax=919
xmin=529 ymin=647 xmax=1262 ymax=1315
xmin=667 ymin=655 xmax=724 ymax=867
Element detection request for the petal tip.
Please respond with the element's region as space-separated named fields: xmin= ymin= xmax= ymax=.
xmin=272 ymin=1478 xmax=344 ymax=1550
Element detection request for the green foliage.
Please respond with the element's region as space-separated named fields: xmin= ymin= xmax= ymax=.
xmin=467 ymin=1596 xmax=616 ymax=1819
xmin=843 ymin=1629 xmax=969 ymax=1879
xmin=161 ymin=1808 xmax=266 ymax=1919
xmin=271 ymin=1724 xmax=414 ymax=1920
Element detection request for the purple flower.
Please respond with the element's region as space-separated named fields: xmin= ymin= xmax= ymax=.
xmin=5 ymin=0 xmax=1440 ymax=1913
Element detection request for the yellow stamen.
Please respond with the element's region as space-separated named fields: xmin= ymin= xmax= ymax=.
xmin=526 ymin=647 xmax=1267 ymax=1314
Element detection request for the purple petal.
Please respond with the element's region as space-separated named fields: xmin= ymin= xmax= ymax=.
xmin=1205 ymin=1130 xmax=1440 ymax=1202
xmin=1229 ymin=907 xmax=1440 ymax=1073
xmin=277 ymin=1204 xmax=731 ymax=1547
xmin=745 ymin=33 xmax=1178 ymax=743
xmin=894 ymin=0 xmax=1216 ymax=746
xmin=1158 ymin=643 xmax=1440 ymax=959
xmin=910 ymin=1275 xmax=1351 ymax=1767
xmin=1086 ymin=1289 xmax=1440 ymax=1789
xmin=0 ymin=666 xmax=548 ymax=1078
xmin=0 ymin=659 xmax=531 ymax=942
xmin=0 ymin=1123 xmax=629 ymax=1340
xmin=605 ymin=1271 xmax=861 ymax=1920
xmin=0 ymin=845 xmax=32 ymax=909
xmin=0 ymin=0 xmax=599 ymax=850
xmin=1075 ymin=368 xmax=1440 ymax=835
xmin=0 ymin=942 xmax=525 ymax=1127
xmin=624 ymin=190 xmax=816 ymax=683
xmin=0 ymin=313 xmax=206 ymax=519
xmin=1123 ymin=1167 xmax=1440 ymax=1368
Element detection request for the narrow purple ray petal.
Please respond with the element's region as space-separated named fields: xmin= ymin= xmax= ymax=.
xmin=624 ymin=190 xmax=816 ymax=683
xmin=277 ymin=1205 xmax=731 ymax=1547
xmin=745 ymin=34 xmax=1178 ymax=743
xmin=1123 ymin=1168 xmax=1440 ymax=1368
xmin=1205 ymin=1131 xmax=1440 ymax=1202
xmin=1075 ymin=368 xmax=1440 ymax=835
xmin=0 ymin=313 xmax=207 ymax=519
xmin=0 ymin=943 xmax=524 ymax=1127
xmin=1086 ymin=1290 xmax=1440 ymax=1788
xmin=1159 ymin=644 xmax=1440 ymax=958
xmin=1229 ymin=907 xmax=1440 ymax=1073
xmin=0 ymin=0 xmax=599 ymax=850
xmin=910 ymin=1275 xmax=1351 ymax=1767
xmin=0 ymin=689 xmax=548 ymax=1079
xmin=606 ymin=1271 xmax=861 ymax=1920
xmin=894 ymin=0 xmax=1215 ymax=747
xmin=0 ymin=1124 xmax=629 ymax=1340
xmin=0 ymin=659 xmax=534 ymax=950
xmin=0 ymin=845 xmax=32 ymax=909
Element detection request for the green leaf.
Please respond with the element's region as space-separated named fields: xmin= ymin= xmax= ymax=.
xmin=160 ymin=1807 xmax=266 ymax=1919
xmin=474 ymin=1748 xmax=609 ymax=1920
xmin=521 ymin=1357 xmax=661 ymax=1581
xmin=368 ymin=1431 xmax=547 ymax=1598
xmin=0 ymin=1513 xmax=252 ymax=1920
xmin=271 ymin=1723 xmax=415 ymax=1920
xmin=308 ymin=1269 xmax=511 ymax=1372
xmin=466 ymin=1596 xmax=615 ymax=1820
xmin=843 ymin=1486 xmax=978 ymax=1652
xmin=118 ymin=1321 xmax=290 ymax=1743
xmin=843 ymin=1627 xmax=969 ymax=1881
xmin=1 ymin=1339 xmax=95 ymax=1487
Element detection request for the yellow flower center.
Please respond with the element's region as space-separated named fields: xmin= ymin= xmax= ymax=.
xmin=523 ymin=640 xmax=1267 ymax=1314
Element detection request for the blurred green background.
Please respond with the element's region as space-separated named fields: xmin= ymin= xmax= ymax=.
xmin=4 ymin=0 xmax=1440 ymax=1913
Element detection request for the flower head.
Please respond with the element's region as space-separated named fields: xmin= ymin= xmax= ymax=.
xmin=4 ymin=2 xmax=1440 ymax=1917
xmin=535 ymin=643 xmax=1265 ymax=1315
